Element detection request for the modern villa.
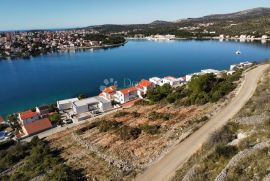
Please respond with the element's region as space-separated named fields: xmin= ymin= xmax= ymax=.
xmin=72 ymin=96 xmax=113 ymax=114
xmin=57 ymin=98 xmax=79 ymax=111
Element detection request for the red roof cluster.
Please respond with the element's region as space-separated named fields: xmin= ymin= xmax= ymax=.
xmin=137 ymin=79 xmax=152 ymax=89
xmin=19 ymin=110 xmax=39 ymax=120
xmin=119 ymin=86 xmax=138 ymax=95
xmin=103 ymin=85 xmax=117 ymax=94
xmin=23 ymin=118 xmax=52 ymax=135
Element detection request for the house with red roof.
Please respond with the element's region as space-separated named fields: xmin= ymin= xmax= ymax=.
xmin=99 ymin=85 xmax=117 ymax=101
xmin=18 ymin=110 xmax=40 ymax=125
xmin=22 ymin=118 xmax=52 ymax=136
xmin=136 ymin=79 xmax=154 ymax=95
xmin=114 ymin=86 xmax=138 ymax=104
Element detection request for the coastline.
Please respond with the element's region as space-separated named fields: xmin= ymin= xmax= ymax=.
xmin=0 ymin=40 xmax=128 ymax=61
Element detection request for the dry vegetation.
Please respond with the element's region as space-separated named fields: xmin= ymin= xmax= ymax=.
xmin=173 ymin=64 xmax=270 ymax=181
xmin=46 ymin=98 xmax=234 ymax=180
xmin=44 ymin=67 xmax=245 ymax=180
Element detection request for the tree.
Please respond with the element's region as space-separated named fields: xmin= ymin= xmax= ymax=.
xmin=48 ymin=113 xmax=61 ymax=125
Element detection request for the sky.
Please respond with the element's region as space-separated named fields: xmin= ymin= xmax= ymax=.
xmin=1 ymin=0 xmax=270 ymax=31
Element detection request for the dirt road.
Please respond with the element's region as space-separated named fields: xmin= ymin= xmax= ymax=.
xmin=135 ymin=64 xmax=269 ymax=181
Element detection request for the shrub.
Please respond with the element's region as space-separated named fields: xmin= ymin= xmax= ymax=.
xmin=209 ymin=122 xmax=239 ymax=145
xmin=131 ymin=111 xmax=141 ymax=118
xmin=215 ymin=145 xmax=238 ymax=158
xmin=140 ymin=124 xmax=161 ymax=135
xmin=117 ymin=125 xmax=141 ymax=140
xmin=76 ymin=122 xmax=100 ymax=135
xmin=98 ymin=120 xmax=122 ymax=132
xmin=134 ymin=99 xmax=154 ymax=106
xmin=48 ymin=113 xmax=61 ymax=125
xmin=78 ymin=94 xmax=88 ymax=100
xmin=148 ymin=111 xmax=173 ymax=121
xmin=114 ymin=111 xmax=129 ymax=118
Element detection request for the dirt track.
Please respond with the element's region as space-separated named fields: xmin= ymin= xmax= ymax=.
xmin=135 ymin=64 xmax=269 ymax=181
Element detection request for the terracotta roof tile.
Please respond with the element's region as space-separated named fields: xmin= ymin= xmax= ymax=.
xmin=19 ymin=110 xmax=39 ymax=120
xmin=23 ymin=118 xmax=52 ymax=135
xmin=137 ymin=80 xmax=152 ymax=88
xmin=119 ymin=86 xmax=137 ymax=95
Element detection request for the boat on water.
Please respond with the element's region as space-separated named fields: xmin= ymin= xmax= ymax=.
xmin=235 ymin=50 xmax=241 ymax=55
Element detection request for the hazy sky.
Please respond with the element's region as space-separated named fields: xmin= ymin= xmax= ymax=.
xmin=1 ymin=0 xmax=270 ymax=31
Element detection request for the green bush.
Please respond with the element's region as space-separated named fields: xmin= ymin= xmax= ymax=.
xmin=48 ymin=113 xmax=61 ymax=125
xmin=3 ymin=137 xmax=81 ymax=180
xmin=147 ymin=84 xmax=172 ymax=102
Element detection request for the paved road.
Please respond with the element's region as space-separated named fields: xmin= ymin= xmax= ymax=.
xmin=135 ymin=64 xmax=269 ymax=181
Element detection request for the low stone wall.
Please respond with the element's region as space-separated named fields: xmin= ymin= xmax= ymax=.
xmin=71 ymin=133 xmax=134 ymax=172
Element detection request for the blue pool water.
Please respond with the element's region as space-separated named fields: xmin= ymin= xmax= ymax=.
xmin=0 ymin=39 xmax=270 ymax=116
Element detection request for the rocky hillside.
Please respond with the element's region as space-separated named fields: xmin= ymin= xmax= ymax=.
xmin=173 ymin=62 xmax=270 ymax=181
xmin=180 ymin=7 xmax=270 ymax=22
xmin=89 ymin=7 xmax=270 ymax=37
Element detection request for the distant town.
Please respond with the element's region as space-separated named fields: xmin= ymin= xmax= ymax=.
xmin=0 ymin=61 xmax=253 ymax=142
xmin=0 ymin=29 xmax=126 ymax=60
xmin=1 ymin=26 xmax=269 ymax=60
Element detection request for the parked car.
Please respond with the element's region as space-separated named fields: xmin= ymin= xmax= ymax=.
xmin=65 ymin=119 xmax=73 ymax=124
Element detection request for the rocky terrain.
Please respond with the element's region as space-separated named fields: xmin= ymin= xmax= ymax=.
xmin=46 ymin=88 xmax=240 ymax=180
xmin=173 ymin=63 xmax=270 ymax=181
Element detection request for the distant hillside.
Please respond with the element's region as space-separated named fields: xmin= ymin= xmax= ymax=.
xmin=88 ymin=7 xmax=270 ymax=37
xmin=185 ymin=7 xmax=270 ymax=22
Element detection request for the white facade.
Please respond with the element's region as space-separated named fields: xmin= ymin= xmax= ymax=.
xmin=185 ymin=72 xmax=202 ymax=82
xmin=114 ymin=88 xmax=138 ymax=104
xmin=230 ymin=61 xmax=253 ymax=71
xmin=262 ymin=35 xmax=268 ymax=40
xmin=162 ymin=76 xmax=181 ymax=86
xmin=73 ymin=96 xmax=112 ymax=115
xmin=201 ymin=69 xmax=221 ymax=74
xmin=149 ymin=77 xmax=163 ymax=86
xmin=57 ymin=98 xmax=79 ymax=111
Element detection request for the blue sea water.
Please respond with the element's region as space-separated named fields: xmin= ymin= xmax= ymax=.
xmin=0 ymin=39 xmax=270 ymax=116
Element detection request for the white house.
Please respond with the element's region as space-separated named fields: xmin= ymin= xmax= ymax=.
xmin=219 ymin=34 xmax=225 ymax=39
xmin=136 ymin=79 xmax=154 ymax=97
xmin=185 ymin=72 xmax=202 ymax=82
xmin=99 ymin=85 xmax=117 ymax=101
xmin=227 ymin=70 xmax=236 ymax=75
xmin=162 ymin=76 xmax=181 ymax=86
xmin=149 ymin=77 xmax=163 ymax=86
xmin=230 ymin=61 xmax=253 ymax=71
xmin=57 ymin=98 xmax=79 ymax=111
xmin=240 ymin=35 xmax=247 ymax=40
xmin=114 ymin=87 xmax=138 ymax=104
xmin=72 ymin=96 xmax=112 ymax=115
xmin=201 ymin=69 xmax=221 ymax=75
xmin=262 ymin=35 xmax=268 ymax=40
